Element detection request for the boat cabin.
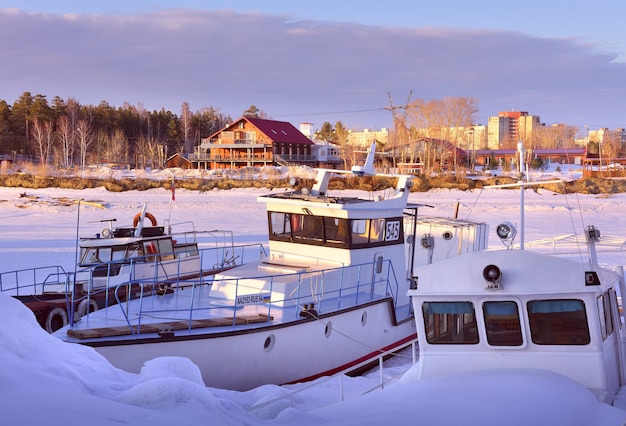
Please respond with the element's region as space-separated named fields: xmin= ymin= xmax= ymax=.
xmin=409 ymin=242 xmax=626 ymax=404
xmin=79 ymin=230 xmax=175 ymax=268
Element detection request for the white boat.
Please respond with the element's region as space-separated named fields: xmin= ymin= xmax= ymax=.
xmin=2 ymin=207 xmax=262 ymax=333
xmin=408 ymin=177 xmax=626 ymax=405
xmin=54 ymin=143 xmax=489 ymax=391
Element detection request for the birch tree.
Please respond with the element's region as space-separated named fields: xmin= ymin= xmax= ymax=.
xmin=179 ymin=102 xmax=194 ymax=155
xmin=56 ymin=115 xmax=74 ymax=168
xmin=76 ymin=118 xmax=93 ymax=170
xmin=31 ymin=118 xmax=54 ymax=165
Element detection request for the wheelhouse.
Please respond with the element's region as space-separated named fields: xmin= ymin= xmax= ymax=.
xmin=409 ymin=248 xmax=626 ymax=404
xmin=268 ymin=211 xmax=404 ymax=249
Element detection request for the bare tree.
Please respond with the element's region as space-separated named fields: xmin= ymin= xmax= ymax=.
xmin=76 ymin=118 xmax=93 ymax=171
xmin=334 ymin=121 xmax=351 ymax=169
xmin=109 ymin=129 xmax=128 ymax=163
xmin=601 ymin=131 xmax=621 ymax=161
xmin=135 ymin=135 xmax=161 ymax=168
xmin=31 ymin=117 xmax=54 ymax=165
xmin=179 ymin=102 xmax=194 ymax=155
xmin=56 ymin=115 xmax=74 ymax=168
xmin=92 ymin=129 xmax=109 ymax=164
xmin=404 ymin=96 xmax=478 ymax=175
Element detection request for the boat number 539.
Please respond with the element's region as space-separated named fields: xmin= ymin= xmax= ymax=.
xmin=385 ymin=220 xmax=400 ymax=241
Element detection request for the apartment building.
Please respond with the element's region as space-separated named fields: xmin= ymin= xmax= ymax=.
xmin=488 ymin=111 xmax=541 ymax=150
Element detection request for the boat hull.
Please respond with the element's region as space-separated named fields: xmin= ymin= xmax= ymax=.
xmin=74 ymin=300 xmax=415 ymax=391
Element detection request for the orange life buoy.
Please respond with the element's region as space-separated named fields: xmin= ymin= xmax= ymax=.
xmin=133 ymin=211 xmax=157 ymax=227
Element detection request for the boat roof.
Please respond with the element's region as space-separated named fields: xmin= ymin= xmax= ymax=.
xmin=80 ymin=234 xmax=171 ymax=248
xmin=261 ymin=192 xmax=369 ymax=205
xmin=409 ymin=248 xmax=620 ymax=296
xmin=80 ymin=237 xmax=144 ymax=248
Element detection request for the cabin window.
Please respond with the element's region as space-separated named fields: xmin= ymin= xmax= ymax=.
xmin=610 ymin=289 xmax=621 ymax=330
xmin=350 ymin=217 xmax=403 ymax=247
xmin=125 ymin=242 xmax=144 ymax=259
xmin=422 ymin=302 xmax=479 ymax=344
xmin=597 ymin=291 xmax=615 ymax=341
xmin=296 ymin=216 xmax=324 ymax=241
xmin=482 ymin=301 xmax=523 ymax=346
xmin=110 ymin=246 xmax=128 ymax=262
xmin=351 ymin=219 xmax=369 ymax=244
xmin=268 ymin=211 xmax=402 ymax=249
xmin=155 ymin=239 xmax=175 ymax=260
xmin=268 ymin=211 xmax=350 ymax=248
xmin=324 ymin=217 xmax=349 ymax=244
xmin=269 ymin=212 xmax=292 ymax=239
xmin=527 ymin=299 xmax=590 ymax=345
xmin=82 ymin=247 xmax=105 ymax=264
xmin=174 ymin=243 xmax=198 ymax=258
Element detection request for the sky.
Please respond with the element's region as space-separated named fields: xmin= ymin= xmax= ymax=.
xmin=3 ymin=164 xmax=626 ymax=424
xmin=1 ymin=1 xmax=625 ymax=134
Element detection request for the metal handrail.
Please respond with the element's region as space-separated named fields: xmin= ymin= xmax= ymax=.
xmin=109 ymin=259 xmax=403 ymax=335
xmin=65 ymin=242 xmax=267 ymax=326
xmin=0 ymin=265 xmax=70 ymax=295
xmin=248 ymin=337 xmax=418 ymax=415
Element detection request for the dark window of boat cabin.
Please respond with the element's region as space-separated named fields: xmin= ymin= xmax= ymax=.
xmin=155 ymin=239 xmax=175 ymax=260
xmin=605 ymin=291 xmax=615 ymax=336
xmin=597 ymin=291 xmax=615 ymax=341
xmin=269 ymin=212 xmax=292 ymax=240
xmin=295 ymin=215 xmax=324 ymax=242
xmin=126 ymin=242 xmax=144 ymax=259
xmin=527 ymin=299 xmax=590 ymax=345
xmin=174 ymin=243 xmax=198 ymax=258
xmin=324 ymin=217 xmax=349 ymax=244
xmin=422 ymin=302 xmax=479 ymax=344
xmin=268 ymin=211 xmax=349 ymax=248
xmin=110 ymin=246 xmax=128 ymax=262
xmin=610 ymin=288 xmax=621 ymax=331
xmin=482 ymin=301 xmax=523 ymax=346
xmin=350 ymin=217 xmax=403 ymax=247
xmin=82 ymin=247 xmax=109 ymax=264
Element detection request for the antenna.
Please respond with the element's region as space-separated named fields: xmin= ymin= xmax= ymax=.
xmin=351 ymin=141 xmax=377 ymax=175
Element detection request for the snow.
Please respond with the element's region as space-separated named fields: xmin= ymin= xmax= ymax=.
xmin=2 ymin=165 xmax=626 ymax=425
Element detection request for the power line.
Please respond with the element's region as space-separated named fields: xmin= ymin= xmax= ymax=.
xmin=270 ymin=107 xmax=388 ymax=118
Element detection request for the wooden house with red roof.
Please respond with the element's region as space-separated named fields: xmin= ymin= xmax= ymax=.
xmin=189 ymin=116 xmax=315 ymax=170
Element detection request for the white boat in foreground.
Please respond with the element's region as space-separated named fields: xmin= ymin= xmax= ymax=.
xmin=54 ymin=143 xmax=489 ymax=390
xmin=409 ymin=182 xmax=626 ymax=405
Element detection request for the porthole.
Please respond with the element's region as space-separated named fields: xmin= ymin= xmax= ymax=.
xmin=263 ymin=335 xmax=275 ymax=352
xmin=361 ymin=311 xmax=368 ymax=326
xmin=325 ymin=322 xmax=333 ymax=337
xmin=442 ymin=231 xmax=453 ymax=240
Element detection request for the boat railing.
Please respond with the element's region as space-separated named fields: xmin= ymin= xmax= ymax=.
xmin=167 ymin=222 xmax=235 ymax=247
xmin=65 ymin=242 xmax=267 ymax=324
xmin=106 ymin=258 xmax=404 ymax=335
xmin=0 ymin=265 xmax=71 ymax=296
xmin=247 ymin=337 xmax=418 ymax=417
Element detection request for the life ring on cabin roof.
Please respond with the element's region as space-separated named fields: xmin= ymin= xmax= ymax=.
xmin=133 ymin=211 xmax=158 ymax=227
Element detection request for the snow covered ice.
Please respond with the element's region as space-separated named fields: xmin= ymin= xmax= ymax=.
xmin=2 ymin=171 xmax=626 ymax=425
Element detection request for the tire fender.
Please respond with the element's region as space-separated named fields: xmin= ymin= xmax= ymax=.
xmin=75 ymin=299 xmax=99 ymax=322
xmin=45 ymin=307 xmax=68 ymax=333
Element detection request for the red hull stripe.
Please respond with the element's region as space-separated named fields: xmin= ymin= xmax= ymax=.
xmin=285 ymin=333 xmax=417 ymax=385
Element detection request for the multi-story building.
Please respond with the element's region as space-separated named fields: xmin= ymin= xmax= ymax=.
xmin=589 ymin=128 xmax=626 ymax=144
xmin=487 ymin=111 xmax=541 ymax=150
xmin=346 ymin=128 xmax=389 ymax=148
xmin=190 ymin=116 xmax=315 ymax=169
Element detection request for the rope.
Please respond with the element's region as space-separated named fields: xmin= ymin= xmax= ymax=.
xmin=295 ymin=302 xmax=416 ymax=361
